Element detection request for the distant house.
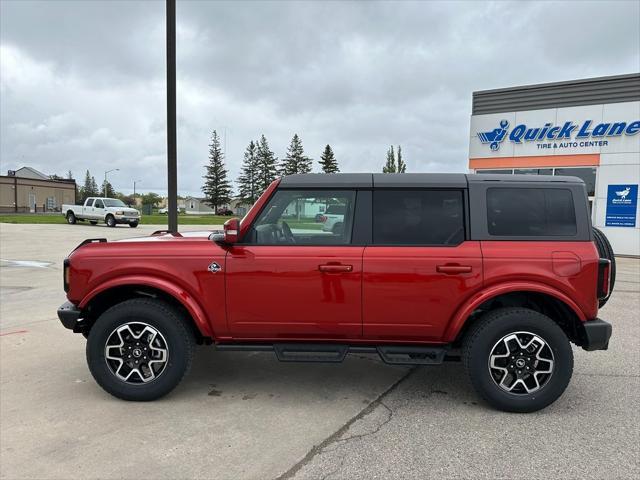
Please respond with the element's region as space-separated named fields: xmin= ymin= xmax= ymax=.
xmin=0 ymin=166 xmax=76 ymax=213
xmin=184 ymin=197 xmax=216 ymax=215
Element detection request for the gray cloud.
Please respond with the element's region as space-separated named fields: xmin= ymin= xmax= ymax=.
xmin=1 ymin=0 xmax=639 ymax=196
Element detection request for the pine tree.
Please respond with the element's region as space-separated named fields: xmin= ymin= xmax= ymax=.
xmin=319 ymin=144 xmax=339 ymax=173
xmin=102 ymin=180 xmax=115 ymax=198
xmin=281 ymin=134 xmax=312 ymax=176
xmin=256 ymin=134 xmax=278 ymax=193
xmin=81 ymin=170 xmax=98 ymax=201
xmin=90 ymin=176 xmax=99 ymax=196
xmin=397 ymin=145 xmax=406 ymax=173
xmin=382 ymin=146 xmax=397 ymax=173
xmin=237 ymin=140 xmax=260 ymax=204
xmin=202 ymin=130 xmax=232 ymax=213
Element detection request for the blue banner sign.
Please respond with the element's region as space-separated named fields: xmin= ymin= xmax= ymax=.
xmin=605 ymin=184 xmax=638 ymax=227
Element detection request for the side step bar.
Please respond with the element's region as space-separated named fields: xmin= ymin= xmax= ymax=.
xmin=214 ymin=343 xmax=450 ymax=365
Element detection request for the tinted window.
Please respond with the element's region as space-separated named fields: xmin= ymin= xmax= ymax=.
xmin=487 ymin=188 xmax=576 ymax=236
xmin=373 ymin=190 xmax=464 ymax=245
xmin=249 ymin=190 xmax=356 ymax=245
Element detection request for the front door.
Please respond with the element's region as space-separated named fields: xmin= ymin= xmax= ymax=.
xmin=225 ymin=189 xmax=363 ymax=339
xmin=363 ymin=189 xmax=483 ymax=342
xmin=93 ymin=198 xmax=105 ymax=220
xmin=28 ymin=193 xmax=36 ymax=213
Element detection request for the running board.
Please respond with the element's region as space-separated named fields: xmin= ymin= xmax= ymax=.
xmin=376 ymin=345 xmax=448 ymax=365
xmin=214 ymin=343 xmax=449 ymax=365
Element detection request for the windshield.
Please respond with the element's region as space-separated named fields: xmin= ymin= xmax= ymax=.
xmin=103 ymin=199 xmax=127 ymax=207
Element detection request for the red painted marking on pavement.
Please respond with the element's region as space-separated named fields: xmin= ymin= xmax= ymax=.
xmin=0 ymin=330 xmax=28 ymax=337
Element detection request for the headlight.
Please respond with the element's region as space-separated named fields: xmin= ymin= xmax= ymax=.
xmin=115 ymin=210 xmax=124 ymax=215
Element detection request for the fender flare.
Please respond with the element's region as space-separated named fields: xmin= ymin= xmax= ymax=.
xmin=78 ymin=275 xmax=213 ymax=338
xmin=443 ymin=281 xmax=587 ymax=342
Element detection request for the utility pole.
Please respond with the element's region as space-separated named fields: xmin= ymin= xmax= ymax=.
xmin=104 ymin=168 xmax=119 ymax=197
xmin=166 ymin=0 xmax=178 ymax=232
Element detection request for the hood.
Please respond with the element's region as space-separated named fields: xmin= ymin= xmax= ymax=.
xmin=112 ymin=230 xmax=222 ymax=243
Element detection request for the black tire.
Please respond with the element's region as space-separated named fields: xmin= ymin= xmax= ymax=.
xmin=90 ymin=221 xmax=98 ymax=225
xmin=332 ymin=222 xmax=343 ymax=235
xmin=592 ymin=227 xmax=616 ymax=307
xmin=462 ymin=307 xmax=573 ymax=413
xmin=129 ymin=221 xmax=139 ymax=228
xmin=106 ymin=215 xmax=116 ymax=228
xmin=66 ymin=212 xmax=76 ymax=224
xmin=86 ymin=298 xmax=195 ymax=401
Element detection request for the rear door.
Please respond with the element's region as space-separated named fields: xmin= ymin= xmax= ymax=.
xmin=363 ymin=188 xmax=482 ymax=341
xmin=225 ymin=188 xmax=364 ymax=339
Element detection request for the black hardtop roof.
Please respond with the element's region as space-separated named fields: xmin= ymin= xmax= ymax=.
xmin=279 ymin=173 xmax=585 ymax=188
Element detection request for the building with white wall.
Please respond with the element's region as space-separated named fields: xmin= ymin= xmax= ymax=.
xmin=469 ymin=73 xmax=640 ymax=256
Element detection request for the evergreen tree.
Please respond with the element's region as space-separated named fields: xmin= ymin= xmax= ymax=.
xmin=237 ymin=140 xmax=260 ymax=204
xmin=91 ymin=176 xmax=99 ymax=196
xmin=102 ymin=180 xmax=115 ymax=198
xmin=255 ymin=134 xmax=278 ymax=193
xmin=202 ymin=130 xmax=232 ymax=213
xmin=382 ymin=146 xmax=397 ymax=173
xmin=281 ymin=134 xmax=312 ymax=175
xmin=319 ymin=144 xmax=339 ymax=173
xmin=397 ymin=145 xmax=406 ymax=173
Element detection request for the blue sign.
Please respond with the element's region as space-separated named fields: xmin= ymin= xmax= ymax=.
xmin=478 ymin=119 xmax=640 ymax=151
xmin=605 ymin=184 xmax=638 ymax=227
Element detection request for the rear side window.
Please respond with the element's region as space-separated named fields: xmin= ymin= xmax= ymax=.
xmin=86 ymin=199 xmax=94 ymax=207
xmin=487 ymin=188 xmax=577 ymax=236
xmin=373 ymin=190 xmax=464 ymax=245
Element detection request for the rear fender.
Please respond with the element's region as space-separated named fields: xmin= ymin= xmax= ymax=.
xmin=443 ymin=281 xmax=587 ymax=342
xmin=78 ymin=275 xmax=213 ymax=337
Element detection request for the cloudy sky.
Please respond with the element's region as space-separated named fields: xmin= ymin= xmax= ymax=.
xmin=1 ymin=0 xmax=639 ymax=196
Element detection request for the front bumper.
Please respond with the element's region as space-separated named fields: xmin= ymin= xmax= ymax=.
xmin=57 ymin=301 xmax=83 ymax=331
xmin=114 ymin=215 xmax=139 ymax=224
xmin=579 ymin=318 xmax=612 ymax=351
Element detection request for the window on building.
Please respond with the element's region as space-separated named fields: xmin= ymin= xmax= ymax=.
xmin=46 ymin=197 xmax=56 ymax=210
xmin=514 ymin=168 xmax=553 ymax=175
xmin=487 ymin=188 xmax=577 ymax=236
xmin=554 ymin=167 xmax=596 ymax=197
xmin=373 ymin=190 xmax=464 ymax=245
xmin=476 ymin=169 xmax=514 ymax=174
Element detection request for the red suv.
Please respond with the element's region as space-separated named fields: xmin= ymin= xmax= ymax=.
xmin=58 ymin=174 xmax=614 ymax=412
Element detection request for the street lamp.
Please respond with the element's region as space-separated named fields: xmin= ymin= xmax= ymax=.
xmin=104 ymin=168 xmax=119 ymax=197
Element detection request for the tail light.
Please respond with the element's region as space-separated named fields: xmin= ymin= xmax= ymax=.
xmin=597 ymin=258 xmax=611 ymax=300
xmin=63 ymin=258 xmax=71 ymax=292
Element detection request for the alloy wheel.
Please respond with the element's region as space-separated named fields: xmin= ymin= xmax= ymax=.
xmin=488 ymin=331 xmax=554 ymax=394
xmin=104 ymin=322 xmax=169 ymax=384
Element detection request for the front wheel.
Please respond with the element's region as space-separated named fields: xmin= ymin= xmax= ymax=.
xmin=106 ymin=215 xmax=116 ymax=227
xmin=462 ymin=307 xmax=573 ymax=413
xmin=129 ymin=221 xmax=139 ymax=228
xmin=86 ymin=299 xmax=195 ymax=401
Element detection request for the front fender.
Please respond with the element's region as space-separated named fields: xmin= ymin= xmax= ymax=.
xmin=78 ymin=274 xmax=213 ymax=338
xmin=442 ymin=281 xmax=587 ymax=342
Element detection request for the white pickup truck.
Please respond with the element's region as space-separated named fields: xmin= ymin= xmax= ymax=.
xmin=62 ymin=197 xmax=141 ymax=228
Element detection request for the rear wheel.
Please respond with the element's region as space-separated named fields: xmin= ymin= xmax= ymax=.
xmin=463 ymin=307 xmax=573 ymax=413
xmin=66 ymin=212 xmax=76 ymax=224
xmin=86 ymin=298 xmax=195 ymax=401
xmin=592 ymin=227 xmax=616 ymax=307
xmin=106 ymin=215 xmax=116 ymax=228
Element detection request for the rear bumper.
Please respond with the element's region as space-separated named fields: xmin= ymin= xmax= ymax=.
xmin=57 ymin=301 xmax=82 ymax=330
xmin=579 ymin=318 xmax=612 ymax=351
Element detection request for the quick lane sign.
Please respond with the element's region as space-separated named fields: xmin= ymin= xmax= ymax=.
xmin=477 ymin=119 xmax=640 ymax=151
xmin=605 ymin=184 xmax=638 ymax=228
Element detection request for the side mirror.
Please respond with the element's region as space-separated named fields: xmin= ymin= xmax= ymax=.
xmin=212 ymin=217 xmax=240 ymax=244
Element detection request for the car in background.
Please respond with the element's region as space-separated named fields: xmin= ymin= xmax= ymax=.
xmin=319 ymin=204 xmax=346 ymax=234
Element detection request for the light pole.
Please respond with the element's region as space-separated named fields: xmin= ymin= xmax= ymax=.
xmin=133 ymin=180 xmax=141 ymax=199
xmin=166 ymin=0 xmax=178 ymax=232
xmin=104 ymin=168 xmax=119 ymax=197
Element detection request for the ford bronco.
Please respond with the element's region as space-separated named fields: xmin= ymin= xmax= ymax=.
xmin=58 ymin=173 xmax=614 ymax=412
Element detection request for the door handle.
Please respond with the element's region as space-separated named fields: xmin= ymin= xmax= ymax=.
xmin=436 ymin=265 xmax=472 ymax=274
xmin=319 ymin=264 xmax=353 ymax=273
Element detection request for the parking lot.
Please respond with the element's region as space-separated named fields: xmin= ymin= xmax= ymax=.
xmin=1 ymin=222 xmax=639 ymax=479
